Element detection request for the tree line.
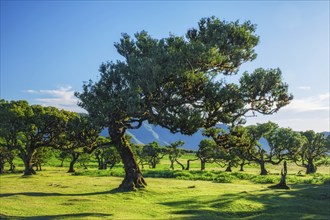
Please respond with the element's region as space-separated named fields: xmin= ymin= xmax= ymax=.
xmin=1 ymin=99 xmax=328 ymax=177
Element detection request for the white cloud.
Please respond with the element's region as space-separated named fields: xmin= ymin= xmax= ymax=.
xmin=244 ymin=92 xmax=330 ymax=132
xmin=297 ymin=86 xmax=311 ymax=91
xmin=25 ymin=86 xmax=85 ymax=113
xmin=283 ymin=93 xmax=329 ymax=112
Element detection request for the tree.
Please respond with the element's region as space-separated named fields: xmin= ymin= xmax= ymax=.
xmin=166 ymin=141 xmax=185 ymax=170
xmin=233 ymin=123 xmax=305 ymax=175
xmin=76 ymin=17 xmax=292 ymax=190
xmin=294 ymin=131 xmax=329 ymax=174
xmin=95 ymin=137 xmax=121 ymax=170
xmin=0 ymin=100 xmax=70 ymax=175
xmin=0 ymin=136 xmax=16 ymax=174
xmin=31 ymin=147 xmax=53 ymax=171
xmin=196 ymin=139 xmax=218 ymax=170
xmin=203 ymin=126 xmax=251 ymax=172
xmin=55 ymin=150 xmax=69 ymax=167
xmin=57 ymin=114 xmax=101 ymax=173
xmin=265 ymin=127 xmax=306 ymax=170
xmin=244 ymin=122 xmax=279 ymax=175
xmin=141 ymin=141 xmax=164 ymax=168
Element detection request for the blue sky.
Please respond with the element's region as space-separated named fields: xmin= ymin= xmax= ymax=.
xmin=1 ymin=1 xmax=329 ymax=132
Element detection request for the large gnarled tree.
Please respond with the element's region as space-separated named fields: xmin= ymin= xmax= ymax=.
xmin=76 ymin=17 xmax=292 ymax=190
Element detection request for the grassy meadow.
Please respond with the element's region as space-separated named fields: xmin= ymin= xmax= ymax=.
xmin=1 ymin=157 xmax=330 ymax=219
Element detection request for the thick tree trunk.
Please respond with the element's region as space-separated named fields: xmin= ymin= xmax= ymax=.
xmin=23 ymin=152 xmax=36 ymax=176
xmin=306 ymin=159 xmax=316 ymax=174
xmin=109 ymin=125 xmax=146 ymax=191
xmin=259 ymin=161 xmax=268 ymax=175
xmin=239 ymin=163 xmax=244 ymax=172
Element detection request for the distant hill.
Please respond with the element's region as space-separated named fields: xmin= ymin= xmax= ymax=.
xmin=102 ymin=122 xmax=245 ymax=151
xmin=101 ymin=122 xmax=328 ymax=151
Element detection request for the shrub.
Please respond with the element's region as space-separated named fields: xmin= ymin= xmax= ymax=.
xmin=213 ymin=173 xmax=236 ymax=183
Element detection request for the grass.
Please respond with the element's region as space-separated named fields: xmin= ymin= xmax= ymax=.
xmin=1 ymin=167 xmax=330 ymax=219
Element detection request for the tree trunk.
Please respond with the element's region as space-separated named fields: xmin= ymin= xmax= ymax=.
xmin=23 ymin=152 xmax=36 ymax=176
xmin=225 ymin=163 xmax=232 ymax=172
xmin=306 ymin=159 xmax=316 ymax=174
xmin=170 ymin=158 xmax=175 ymax=170
xmin=67 ymin=155 xmax=78 ymax=173
xmin=278 ymin=161 xmax=287 ymax=186
xmin=109 ymin=125 xmax=146 ymax=191
xmin=239 ymin=163 xmax=244 ymax=172
xmin=201 ymin=159 xmax=206 ymax=171
xmin=9 ymin=163 xmax=15 ymax=173
xmin=152 ymin=158 xmax=157 ymax=169
xmin=270 ymin=161 xmax=290 ymax=189
xmin=186 ymin=159 xmax=198 ymax=170
xmin=0 ymin=160 xmax=4 ymax=174
xmin=175 ymin=159 xmax=185 ymax=170
xmin=96 ymin=154 xmax=102 ymax=169
xmin=60 ymin=159 xmax=64 ymax=167
xmin=259 ymin=161 xmax=268 ymax=175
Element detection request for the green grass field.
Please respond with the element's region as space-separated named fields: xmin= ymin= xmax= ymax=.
xmin=1 ymin=163 xmax=330 ymax=219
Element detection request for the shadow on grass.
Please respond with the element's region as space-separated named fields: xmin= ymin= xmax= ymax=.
xmin=160 ymin=183 xmax=330 ymax=219
xmin=0 ymin=213 xmax=112 ymax=219
xmin=0 ymin=190 xmax=120 ymax=198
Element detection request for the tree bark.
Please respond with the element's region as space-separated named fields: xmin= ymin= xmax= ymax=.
xmin=152 ymin=158 xmax=157 ymax=169
xmin=109 ymin=125 xmax=146 ymax=191
xmin=306 ymin=159 xmax=316 ymax=174
xmin=67 ymin=155 xmax=78 ymax=173
xmin=259 ymin=161 xmax=268 ymax=175
xmin=201 ymin=159 xmax=206 ymax=171
xmin=23 ymin=152 xmax=36 ymax=176
xmin=239 ymin=163 xmax=244 ymax=172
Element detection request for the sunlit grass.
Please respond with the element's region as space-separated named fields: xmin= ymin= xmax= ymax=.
xmin=1 ymin=167 xmax=329 ymax=219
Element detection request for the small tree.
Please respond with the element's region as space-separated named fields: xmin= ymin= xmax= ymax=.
xmin=166 ymin=141 xmax=185 ymax=170
xmin=31 ymin=147 xmax=53 ymax=171
xmin=294 ymin=131 xmax=329 ymax=174
xmin=95 ymin=138 xmax=121 ymax=170
xmin=203 ymin=126 xmax=251 ymax=172
xmin=196 ymin=139 xmax=218 ymax=170
xmin=58 ymin=114 xmax=101 ymax=173
xmin=0 ymin=135 xmax=16 ymax=174
xmin=55 ymin=150 xmax=69 ymax=167
xmin=141 ymin=142 xmax=164 ymax=168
